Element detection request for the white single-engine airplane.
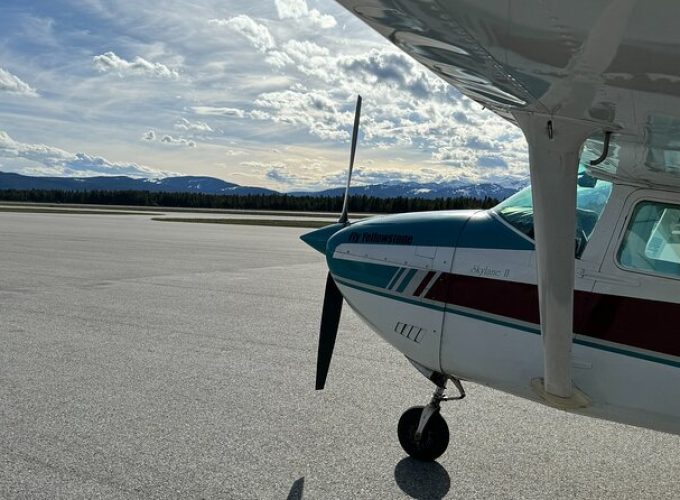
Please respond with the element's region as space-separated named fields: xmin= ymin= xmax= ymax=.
xmin=301 ymin=0 xmax=680 ymax=460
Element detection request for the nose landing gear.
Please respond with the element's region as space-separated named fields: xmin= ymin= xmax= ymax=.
xmin=397 ymin=377 xmax=465 ymax=461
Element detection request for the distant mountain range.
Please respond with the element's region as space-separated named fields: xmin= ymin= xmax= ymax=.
xmin=0 ymin=172 xmax=522 ymax=200
xmin=0 ymin=172 xmax=276 ymax=195
xmin=291 ymin=181 xmax=520 ymax=200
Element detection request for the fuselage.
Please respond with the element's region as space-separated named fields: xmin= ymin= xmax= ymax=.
xmin=310 ymin=181 xmax=680 ymax=435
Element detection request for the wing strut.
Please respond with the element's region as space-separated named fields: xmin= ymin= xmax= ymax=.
xmin=514 ymin=113 xmax=594 ymax=409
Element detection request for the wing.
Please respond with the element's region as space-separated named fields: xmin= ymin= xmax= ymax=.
xmin=337 ymin=0 xmax=680 ymax=189
xmin=336 ymin=0 xmax=680 ymax=405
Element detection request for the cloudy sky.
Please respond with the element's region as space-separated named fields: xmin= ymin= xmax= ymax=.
xmin=0 ymin=0 xmax=529 ymax=191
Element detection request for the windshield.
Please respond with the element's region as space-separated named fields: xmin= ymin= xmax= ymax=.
xmin=493 ymin=167 xmax=612 ymax=256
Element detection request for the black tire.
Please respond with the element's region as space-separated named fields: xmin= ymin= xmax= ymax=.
xmin=397 ymin=406 xmax=449 ymax=461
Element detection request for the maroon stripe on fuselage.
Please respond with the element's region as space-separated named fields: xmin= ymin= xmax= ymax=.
xmin=425 ymin=273 xmax=680 ymax=358
xmin=413 ymin=271 xmax=437 ymax=297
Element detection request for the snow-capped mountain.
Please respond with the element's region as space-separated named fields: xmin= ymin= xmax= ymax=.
xmin=0 ymin=172 xmax=523 ymax=200
xmin=0 ymin=172 xmax=276 ymax=195
xmin=290 ymin=181 xmax=522 ymax=200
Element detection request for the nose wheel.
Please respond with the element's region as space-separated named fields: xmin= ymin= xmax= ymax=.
xmin=397 ymin=378 xmax=465 ymax=461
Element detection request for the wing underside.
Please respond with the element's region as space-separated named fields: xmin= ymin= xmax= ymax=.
xmin=337 ymin=0 xmax=680 ymax=188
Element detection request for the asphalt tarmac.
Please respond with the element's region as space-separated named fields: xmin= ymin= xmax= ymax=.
xmin=1 ymin=212 xmax=678 ymax=499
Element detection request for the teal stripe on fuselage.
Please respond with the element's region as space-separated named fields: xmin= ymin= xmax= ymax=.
xmin=335 ymin=276 xmax=446 ymax=311
xmin=396 ymin=268 xmax=417 ymax=293
xmin=387 ymin=267 xmax=405 ymax=290
xmin=329 ymin=258 xmax=400 ymax=290
xmin=326 ymin=210 xmax=532 ymax=298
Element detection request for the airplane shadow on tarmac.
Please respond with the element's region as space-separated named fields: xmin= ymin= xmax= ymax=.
xmin=283 ymin=459 xmax=449 ymax=499
xmin=394 ymin=457 xmax=451 ymax=500
xmin=286 ymin=477 xmax=304 ymax=500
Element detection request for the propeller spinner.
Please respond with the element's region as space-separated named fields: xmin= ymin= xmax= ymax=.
xmin=315 ymin=95 xmax=362 ymax=390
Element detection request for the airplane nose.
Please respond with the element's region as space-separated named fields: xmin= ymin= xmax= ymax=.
xmin=300 ymin=223 xmax=346 ymax=255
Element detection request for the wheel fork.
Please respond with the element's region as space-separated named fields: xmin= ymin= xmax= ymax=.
xmin=414 ymin=377 xmax=465 ymax=441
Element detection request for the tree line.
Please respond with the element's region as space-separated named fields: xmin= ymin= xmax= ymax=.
xmin=0 ymin=189 xmax=499 ymax=213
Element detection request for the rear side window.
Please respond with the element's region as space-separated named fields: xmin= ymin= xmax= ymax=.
xmin=618 ymin=201 xmax=680 ymax=278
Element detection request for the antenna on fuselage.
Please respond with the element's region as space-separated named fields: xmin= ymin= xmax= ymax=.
xmin=338 ymin=95 xmax=362 ymax=224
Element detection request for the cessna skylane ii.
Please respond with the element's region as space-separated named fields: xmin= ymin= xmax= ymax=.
xmin=301 ymin=1 xmax=680 ymax=460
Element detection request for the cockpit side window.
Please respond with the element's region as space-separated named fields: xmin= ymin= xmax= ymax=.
xmin=618 ymin=201 xmax=680 ymax=279
xmin=492 ymin=168 xmax=612 ymax=257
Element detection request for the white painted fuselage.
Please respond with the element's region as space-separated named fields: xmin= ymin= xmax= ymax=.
xmin=327 ymin=185 xmax=680 ymax=435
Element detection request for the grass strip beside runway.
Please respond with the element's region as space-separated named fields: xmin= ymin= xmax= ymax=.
xmin=151 ymin=217 xmax=330 ymax=228
xmin=0 ymin=206 xmax=161 ymax=215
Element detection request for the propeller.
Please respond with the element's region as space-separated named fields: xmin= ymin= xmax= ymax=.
xmin=338 ymin=95 xmax=362 ymax=224
xmin=315 ymin=95 xmax=362 ymax=390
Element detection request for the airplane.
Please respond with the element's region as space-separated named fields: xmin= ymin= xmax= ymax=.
xmin=300 ymin=0 xmax=680 ymax=461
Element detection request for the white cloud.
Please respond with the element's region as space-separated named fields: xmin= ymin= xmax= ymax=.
xmin=264 ymin=50 xmax=295 ymax=68
xmin=248 ymin=109 xmax=271 ymax=120
xmin=282 ymin=39 xmax=329 ymax=59
xmin=239 ymin=160 xmax=272 ymax=170
xmin=308 ymin=10 xmax=337 ymax=29
xmin=0 ymin=130 xmax=70 ymax=165
xmin=93 ymin=51 xmax=179 ymax=79
xmin=274 ymin=0 xmax=336 ymax=29
xmin=160 ymin=134 xmax=196 ymax=147
xmin=225 ymin=149 xmax=245 ymax=156
xmin=0 ymin=130 xmax=170 ymax=177
xmin=143 ymin=129 xmax=198 ymax=147
xmin=175 ymin=118 xmax=213 ymax=132
xmin=190 ymin=106 xmax=245 ymax=118
xmin=0 ymin=68 xmax=38 ymax=96
xmin=252 ymin=89 xmax=351 ymax=141
xmin=274 ymin=0 xmax=308 ymax=19
xmin=209 ymin=16 xmax=275 ymax=53
xmin=337 ymin=49 xmax=447 ymax=99
xmin=266 ymin=166 xmax=297 ymax=184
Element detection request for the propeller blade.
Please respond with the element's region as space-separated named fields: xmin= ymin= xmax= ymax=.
xmin=315 ymin=96 xmax=358 ymax=389
xmin=338 ymin=95 xmax=362 ymax=224
xmin=316 ymin=272 xmax=343 ymax=390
